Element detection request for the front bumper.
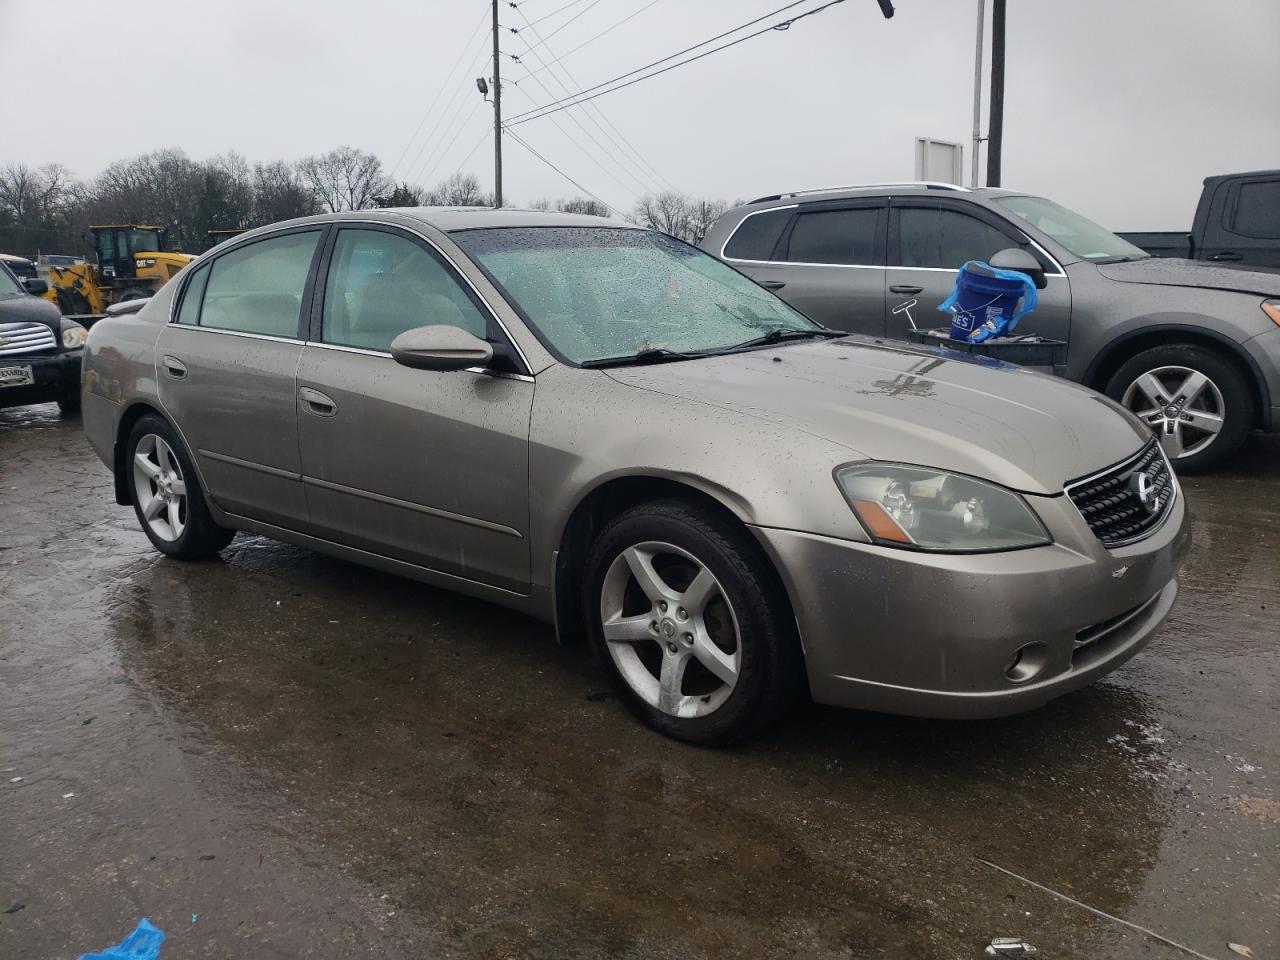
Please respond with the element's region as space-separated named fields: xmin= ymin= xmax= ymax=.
xmin=751 ymin=489 xmax=1190 ymax=719
xmin=0 ymin=348 xmax=82 ymax=408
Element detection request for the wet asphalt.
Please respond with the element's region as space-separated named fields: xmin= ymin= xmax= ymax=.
xmin=1 ymin=404 xmax=1276 ymax=960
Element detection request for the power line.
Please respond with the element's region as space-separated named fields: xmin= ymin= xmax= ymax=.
xmin=519 ymin=0 xmax=661 ymax=78
xmin=507 ymin=0 xmax=818 ymax=124
xmin=389 ymin=6 xmax=490 ymax=183
xmin=503 ymin=126 xmax=622 ymax=216
xmin=519 ymin=0 xmax=593 ymax=28
xmin=450 ymin=128 xmax=493 ymax=181
xmin=515 ymin=0 xmax=605 ymax=54
xmin=405 ymin=43 xmax=492 ymax=186
xmin=418 ymin=96 xmax=487 ymax=188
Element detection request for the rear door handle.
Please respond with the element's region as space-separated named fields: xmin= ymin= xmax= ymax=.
xmin=890 ymin=284 xmax=924 ymax=295
xmin=298 ymin=386 xmax=337 ymax=417
xmin=161 ymin=355 xmax=186 ymax=379
xmin=758 ymin=280 xmax=786 ymax=290
xmin=1208 ymin=251 xmax=1242 ymax=262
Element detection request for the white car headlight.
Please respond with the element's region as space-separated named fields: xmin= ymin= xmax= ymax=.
xmin=61 ymin=323 xmax=87 ymax=349
xmin=835 ymin=463 xmax=1051 ymax=552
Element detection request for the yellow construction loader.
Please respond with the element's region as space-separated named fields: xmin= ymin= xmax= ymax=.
xmin=43 ymin=225 xmax=194 ymax=316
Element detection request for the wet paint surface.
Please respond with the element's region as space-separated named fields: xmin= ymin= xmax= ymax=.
xmin=1 ymin=404 xmax=1276 ymax=959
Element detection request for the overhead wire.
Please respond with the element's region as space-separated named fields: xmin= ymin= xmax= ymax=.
xmin=503 ymin=125 xmax=624 ymax=216
xmin=519 ymin=0 xmax=661 ymax=79
xmin=406 ymin=41 xmax=492 ymax=187
xmin=519 ymin=0 xmax=593 ymax=28
xmin=417 ymin=95 xmax=488 ymax=188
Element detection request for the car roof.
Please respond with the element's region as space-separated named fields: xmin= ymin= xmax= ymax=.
xmin=728 ymin=183 xmax=1027 ymax=214
xmin=368 ymin=206 xmax=635 ymax=233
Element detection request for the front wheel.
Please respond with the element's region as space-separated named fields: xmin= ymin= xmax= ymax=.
xmin=1106 ymin=344 xmax=1253 ymax=474
xmin=583 ymin=500 xmax=804 ymax=745
xmin=126 ymin=414 xmax=234 ymax=559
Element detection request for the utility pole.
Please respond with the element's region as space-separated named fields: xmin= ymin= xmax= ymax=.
xmin=970 ymin=0 xmax=984 ymax=187
xmin=986 ymin=0 xmax=1005 ymax=187
xmin=492 ymin=0 xmax=503 ymax=208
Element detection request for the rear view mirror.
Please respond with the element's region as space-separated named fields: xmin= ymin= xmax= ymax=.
xmin=22 ymin=278 xmax=48 ymax=296
xmin=989 ymin=248 xmax=1047 ymax=290
xmin=390 ymin=325 xmax=493 ymax=372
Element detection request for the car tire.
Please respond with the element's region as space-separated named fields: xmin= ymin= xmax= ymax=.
xmin=57 ymin=393 xmax=81 ymax=415
xmin=1106 ymin=344 xmax=1253 ymax=474
xmin=117 ymin=288 xmax=151 ymax=303
xmin=125 ymin=413 xmax=234 ymax=559
xmin=583 ymin=499 xmax=804 ymax=745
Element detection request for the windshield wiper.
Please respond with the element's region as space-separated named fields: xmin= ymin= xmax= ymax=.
xmin=725 ymin=327 xmax=845 ymax=351
xmin=580 ymin=347 xmax=708 ymax=369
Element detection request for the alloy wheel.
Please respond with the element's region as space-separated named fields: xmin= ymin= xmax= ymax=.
xmin=599 ymin=541 xmax=741 ymax=718
xmin=1121 ymin=364 xmax=1225 ymax=460
xmin=132 ymin=433 xmax=188 ymax=542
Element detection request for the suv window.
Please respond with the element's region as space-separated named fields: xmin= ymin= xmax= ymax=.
xmin=199 ymin=231 xmax=320 ymax=337
xmin=786 ymin=208 xmax=881 ymax=265
xmin=1232 ymin=180 xmax=1280 ymax=239
xmin=321 ymin=228 xmax=489 ymax=351
xmin=899 ymin=207 xmax=1015 ymax=269
xmin=723 ymin=209 xmax=791 ymax=261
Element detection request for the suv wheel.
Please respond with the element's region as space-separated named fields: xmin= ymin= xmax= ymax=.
xmin=126 ymin=414 xmax=234 ymax=559
xmin=583 ymin=500 xmax=803 ymax=745
xmin=1106 ymin=344 xmax=1252 ymax=474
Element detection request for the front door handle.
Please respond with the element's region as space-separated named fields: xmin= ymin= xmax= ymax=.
xmin=890 ymin=284 xmax=924 ymax=295
xmin=298 ymin=386 xmax=337 ymax=417
xmin=161 ymin=355 xmax=186 ymax=379
xmin=1208 ymin=251 xmax=1242 ymax=262
xmin=758 ymin=279 xmax=786 ymax=290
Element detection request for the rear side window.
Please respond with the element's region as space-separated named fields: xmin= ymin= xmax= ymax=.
xmin=723 ymin=209 xmax=791 ymax=261
xmin=175 ymin=265 xmax=208 ymax=325
xmin=899 ymin=207 xmax=1015 ymax=269
xmin=1232 ymin=180 xmax=1280 ymax=239
xmin=786 ymin=208 xmax=881 ymax=265
xmin=198 ymin=231 xmax=320 ymax=337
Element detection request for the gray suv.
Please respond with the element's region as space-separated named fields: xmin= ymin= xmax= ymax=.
xmin=701 ymin=183 xmax=1280 ymax=472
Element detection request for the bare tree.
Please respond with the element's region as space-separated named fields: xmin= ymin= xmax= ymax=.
xmin=423 ymin=172 xmax=492 ymax=207
xmin=633 ymin=192 xmax=730 ymax=243
xmin=0 ymin=162 xmax=73 ymax=228
xmin=557 ymin=196 xmax=611 ymax=218
xmin=252 ymin=160 xmax=319 ymax=225
xmin=374 ymin=182 xmax=426 ymax=208
xmin=298 ymin=146 xmax=389 ymax=213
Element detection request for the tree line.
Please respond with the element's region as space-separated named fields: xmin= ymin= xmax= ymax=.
xmin=0 ymin=145 xmax=735 ymax=258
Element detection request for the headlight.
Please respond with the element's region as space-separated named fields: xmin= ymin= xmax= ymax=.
xmin=60 ymin=322 xmax=87 ymax=349
xmin=835 ymin=463 xmax=1051 ymax=552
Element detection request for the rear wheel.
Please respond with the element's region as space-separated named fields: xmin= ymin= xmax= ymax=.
xmin=57 ymin=393 xmax=80 ymax=416
xmin=583 ymin=500 xmax=803 ymax=745
xmin=126 ymin=414 xmax=234 ymax=559
xmin=1106 ymin=344 xmax=1252 ymax=474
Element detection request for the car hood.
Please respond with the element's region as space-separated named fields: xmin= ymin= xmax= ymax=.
xmin=604 ymin=338 xmax=1150 ymax=495
xmin=0 ymin=292 xmax=62 ymax=328
xmin=1097 ymin=258 xmax=1280 ymax=297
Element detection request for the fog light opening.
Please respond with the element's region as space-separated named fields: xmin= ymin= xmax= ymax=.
xmin=1003 ymin=642 xmax=1048 ymax=684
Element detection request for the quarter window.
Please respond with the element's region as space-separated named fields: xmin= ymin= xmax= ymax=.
xmin=723 ymin=209 xmax=791 ymax=261
xmin=321 ymin=229 xmax=489 ymax=351
xmin=175 ymin=265 xmax=208 ymax=325
xmin=898 ymin=207 xmax=1016 ymax=269
xmin=785 ymin=208 xmax=881 ymax=265
xmin=198 ymin=231 xmax=320 ymax=337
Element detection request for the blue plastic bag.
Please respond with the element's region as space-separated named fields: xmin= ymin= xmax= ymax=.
xmin=937 ymin=260 xmax=1039 ymax=343
xmin=77 ymin=918 xmax=165 ymax=960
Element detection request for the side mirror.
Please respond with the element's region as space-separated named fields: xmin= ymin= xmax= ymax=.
xmin=390 ymin=324 xmax=493 ymax=372
xmin=989 ymin=248 xmax=1047 ymax=290
xmin=22 ymin=278 xmax=48 ymax=296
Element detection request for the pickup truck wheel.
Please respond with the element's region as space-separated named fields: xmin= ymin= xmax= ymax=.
xmin=1106 ymin=344 xmax=1252 ymax=473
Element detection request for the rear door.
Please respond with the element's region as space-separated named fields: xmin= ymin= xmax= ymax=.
xmin=885 ymin=198 xmax=1072 ymax=342
xmin=156 ymin=227 xmax=324 ymax=530
xmin=295 ymin=224 xmax=533 ymax=592
xmin=720 ymin=201 xmax=887 ymax=336
xmin=1202 ymin=175 xmax=1280 ymax=269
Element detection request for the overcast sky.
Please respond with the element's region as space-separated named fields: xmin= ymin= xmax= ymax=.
xmin=2 ymin=0 xmax=1276 ymax=229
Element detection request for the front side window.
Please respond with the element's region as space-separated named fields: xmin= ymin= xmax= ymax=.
xmin=994 ymin=194 xmax=1147 ymax=261
xmin=0 ymin=264 xmax=21 ymax=297
xmin=321 ymin=229 xmax=489 ymax=351
xmin=199 ymin=230 xmax=320 ymax=337
xmin=128 ymin=229 xmax=163 ymax=253
xmin=785 ymin=208 xmax=881 ymax=265
xmin=454 ymin=227 xmax=817 ymax=364
xmin=898 ymin=207 xmax=1017 ymax=270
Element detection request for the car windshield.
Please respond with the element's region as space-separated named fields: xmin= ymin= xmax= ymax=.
xmin=993 ymin=195 xmax=1149 ymax=262
xmin=0 ymin=265 xmax=21 ymax=297
xmin=453 ymin=226 xmax=818 ymax=364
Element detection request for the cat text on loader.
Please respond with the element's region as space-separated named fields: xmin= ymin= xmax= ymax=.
xmin=43 ymin=225 xmax=194 ymax=316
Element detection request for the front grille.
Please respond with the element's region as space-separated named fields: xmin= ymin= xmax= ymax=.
xmin=1065 ymin=439 xmax=1175 ymax=547
xmin=0 ymin=321 xmax=57 ymax=357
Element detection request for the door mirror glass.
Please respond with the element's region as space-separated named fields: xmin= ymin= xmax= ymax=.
xmin=989 ymin=247 xmax=1047 ymax=289
xmin=22 ymin=278 xmax=48 ymax=296
xmin=390 ymin=325 xmax=493 ymax=371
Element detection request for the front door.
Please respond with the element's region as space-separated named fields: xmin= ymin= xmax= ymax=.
xmin=885 ymin=199 xmax=1072 ymax=343
xmin=296 ymin=225 xmax=533 ymax=593
xmin=156 ymin=227 xmax=324 ymax=529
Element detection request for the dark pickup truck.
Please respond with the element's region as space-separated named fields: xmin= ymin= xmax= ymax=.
xmin=1119 ymin=170 xmax=1280 ymax=270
